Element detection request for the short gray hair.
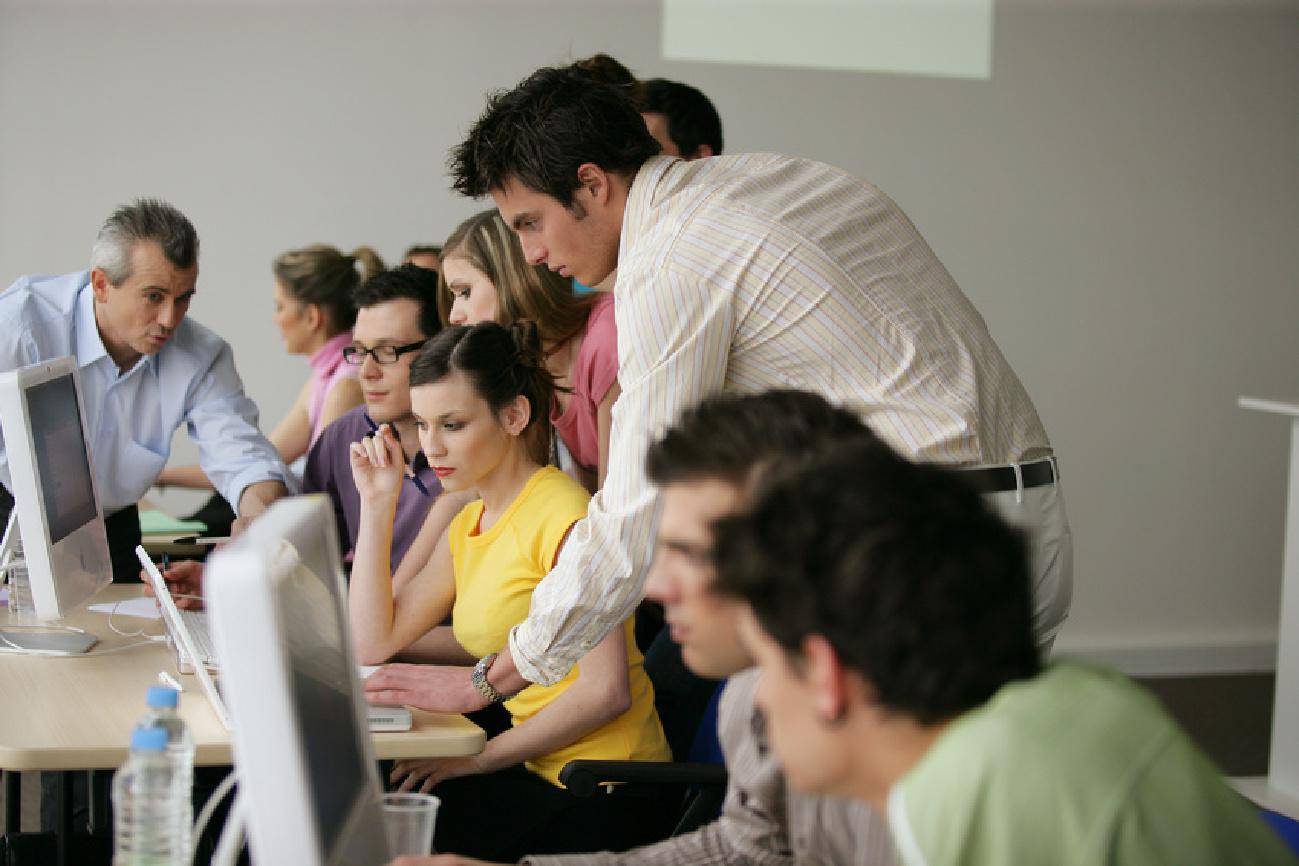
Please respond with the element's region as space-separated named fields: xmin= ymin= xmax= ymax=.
xmin=90 ymin=199 xmax=200 ymax=284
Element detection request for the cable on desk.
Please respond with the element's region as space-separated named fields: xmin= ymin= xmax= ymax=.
xmin=193 ymin=769 xmax=238 ymax=865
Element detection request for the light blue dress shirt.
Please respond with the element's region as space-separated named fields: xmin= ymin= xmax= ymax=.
xmin=0 ymin=270 xmax=290 ymax=514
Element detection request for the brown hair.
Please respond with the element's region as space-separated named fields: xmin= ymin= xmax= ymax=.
xmin=437 ymin=209 xmax=594 ymax=347
xmin=273 ymin=244 xmax=386 ymax=332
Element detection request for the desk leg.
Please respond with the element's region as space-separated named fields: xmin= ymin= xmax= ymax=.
xmin=56 ymin=770 xmax=72 ymax=866
xmin=3 ymin=770 xmax=18 ymax=832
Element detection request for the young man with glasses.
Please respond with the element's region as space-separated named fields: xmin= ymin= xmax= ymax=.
xmin=159 ymin=266 xmax=469 ymax=614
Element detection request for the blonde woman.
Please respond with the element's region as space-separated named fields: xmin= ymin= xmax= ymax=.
xmin=158 ymin=244 xmax=384 ymax=493
xmin=438 ymin=210 xmax=618 ymax=493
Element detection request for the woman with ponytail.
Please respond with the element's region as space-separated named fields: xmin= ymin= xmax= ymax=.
xmin=157 ymin=244 xmax=383 ymax=496
xmin=349 ymin=321 xmax=671 ymax=861
xmin=439 ymin=209 xmax=618 ymax=492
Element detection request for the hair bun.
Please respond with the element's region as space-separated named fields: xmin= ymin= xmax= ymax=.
xmin=508 ymin=319 xmax=544 ymax=368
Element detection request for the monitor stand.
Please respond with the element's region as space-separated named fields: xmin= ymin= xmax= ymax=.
xmin=0 ymin=513 xmax=99 ymax=655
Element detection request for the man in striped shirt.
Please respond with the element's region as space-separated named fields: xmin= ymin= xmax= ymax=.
xmin=363 ymin=64 xmax=1070 ymax=712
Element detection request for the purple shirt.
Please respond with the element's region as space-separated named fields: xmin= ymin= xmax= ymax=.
xmin=302 ymin=406 xmax=442 ymax=571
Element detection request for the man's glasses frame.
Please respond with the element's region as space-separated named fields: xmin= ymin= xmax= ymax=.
xmin=341 ymin=340 xmax=426 ymax=366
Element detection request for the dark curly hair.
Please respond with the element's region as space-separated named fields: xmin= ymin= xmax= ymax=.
xmin=713 ymin=440 xmax=1040 ymax=724
xmin=449 ymin=65 xmax=661 ymax=206
xmin=351 ymin=264 xmax=442 ymax=340
xmin=408 ymin=321 xmax=555 ymax=466
xmin=646 ymin=390 xmax=879 ymax=488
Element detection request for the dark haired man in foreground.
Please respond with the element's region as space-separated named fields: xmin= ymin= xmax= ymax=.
xmin=716 ymin=442 xmax=1293 ymax=865
xmin=372 ymin=63 xmax=1070 ymax=719
xmin=389 ymin=390 xmax=897 ymax=866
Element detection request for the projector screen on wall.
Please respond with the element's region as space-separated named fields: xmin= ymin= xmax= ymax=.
xmin=662 ymin=0 xmax=994 ymax=80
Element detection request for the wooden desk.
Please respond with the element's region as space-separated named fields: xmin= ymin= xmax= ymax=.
xmin=0 ymin=585 xmax=485 ymax=771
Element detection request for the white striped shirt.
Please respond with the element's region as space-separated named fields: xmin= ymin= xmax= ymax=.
xmin=510 ymin=154 xmax=1051 ymax=686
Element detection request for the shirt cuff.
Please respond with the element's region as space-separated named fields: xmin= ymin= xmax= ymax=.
xmin=509 ymin=620 xmax=570 ymax=688
xmin=222 ymin=466 xmax=293 ymax=514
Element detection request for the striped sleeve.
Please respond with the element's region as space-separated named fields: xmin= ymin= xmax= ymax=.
xmin=509 ymin=263 xmax=732 ymax=685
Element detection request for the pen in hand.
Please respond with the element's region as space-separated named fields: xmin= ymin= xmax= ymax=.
xmin=362 ymin=416 xmax=430 ymax=497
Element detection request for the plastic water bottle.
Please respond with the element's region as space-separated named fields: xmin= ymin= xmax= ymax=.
xmin=138 ymin=685 xmax=195 ymax=858
xmin=112 ymin=727 xmax=186 ymax=866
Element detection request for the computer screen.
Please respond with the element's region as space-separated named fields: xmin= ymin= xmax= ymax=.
xmin=26 ymin=374 xmax=97 ymax=543
xmin=0 ymin=357 xmax=111 ymax=624
xmin=206 ymin=495 xmax=389 ymax=866
xmin=277 ymin=543 xmax=370 ymax=858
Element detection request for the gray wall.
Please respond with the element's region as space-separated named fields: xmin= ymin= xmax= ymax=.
xmin=2 ymin=0 xmax=1297 ymax=670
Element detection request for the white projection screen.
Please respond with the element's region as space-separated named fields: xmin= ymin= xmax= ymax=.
xmin=662 ymin=0 xmax=994 ymax=80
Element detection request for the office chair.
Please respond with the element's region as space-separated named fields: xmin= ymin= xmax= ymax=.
xmin=559 ymin=632 xmax=728 ymax=837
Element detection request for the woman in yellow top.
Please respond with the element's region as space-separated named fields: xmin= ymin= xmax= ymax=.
xmin=348 ymin=320 xmax=671 ymax=861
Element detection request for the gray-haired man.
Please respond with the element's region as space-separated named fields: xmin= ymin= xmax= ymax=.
xmin=0 ymin=198 xmax=290 ymax=579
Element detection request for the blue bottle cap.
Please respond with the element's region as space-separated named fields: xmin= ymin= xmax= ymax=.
xmin=146 ymin=685 xmax=180 ymax=709
xmin=130 ymin=727 xmax=168 ymax=751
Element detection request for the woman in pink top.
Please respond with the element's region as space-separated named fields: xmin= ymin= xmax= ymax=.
xmin=438 ymin=210 xmax=618 ymax=492
xmin=158 ymin=244 xmax=384 ymax=489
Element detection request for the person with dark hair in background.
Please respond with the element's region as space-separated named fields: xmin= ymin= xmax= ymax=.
xmin=404 ymin=244 xmax=443 ymax=273
xmin=157 ymin=265 xmax=463 ymax=611
xmin=716 ymin=441 xmax=1294 ymax=866
xmin=0 ymin=198 xmax=290 ymax=581
xmin=640 ymin=78 xmax=723 ymax=160
xmin=353 ymin=321 xmax=671 ymax=862
xmin=572 ymin=52 xmax=642 ymax=104
xmin=158 ymin=243 xmax=382 ymax=504
xmin=410 ymin=63 xmax=1070 ymax=716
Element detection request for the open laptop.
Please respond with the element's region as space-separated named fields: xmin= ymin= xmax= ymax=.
xmin=135 ymin=516 xmax=411 ymax=733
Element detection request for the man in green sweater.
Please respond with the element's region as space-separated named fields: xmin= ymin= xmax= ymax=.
xmin=715 ymin=439 xmax=1295 ymax=866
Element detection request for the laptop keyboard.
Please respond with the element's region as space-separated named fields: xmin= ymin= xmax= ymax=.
xmin=178 ymin=609 xmax=219 ymax=667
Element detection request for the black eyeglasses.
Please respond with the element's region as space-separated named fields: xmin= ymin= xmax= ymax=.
xmin=342 ymin=341 xmax=425 ymax=366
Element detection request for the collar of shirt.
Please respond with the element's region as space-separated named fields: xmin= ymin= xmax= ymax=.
xmin=73 ymin=281 xmax=157 ymax=380
xmin=618 ymin=154 xmax=678 ymax=274
xmin=309 ymin=330 xmax=353 ymax=380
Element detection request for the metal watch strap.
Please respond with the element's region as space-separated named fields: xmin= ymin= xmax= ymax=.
xmin=472 ymin=652 xmax=505 ymax=704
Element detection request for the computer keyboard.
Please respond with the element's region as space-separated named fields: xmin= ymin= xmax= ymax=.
xmin=178 ymin=608 xmax=219 ymax=668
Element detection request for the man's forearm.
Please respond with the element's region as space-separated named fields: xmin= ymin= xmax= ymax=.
xmin=236 ymin=479 xmax=288 ymax=519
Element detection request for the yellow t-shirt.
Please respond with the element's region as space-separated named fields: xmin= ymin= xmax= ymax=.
xmin=448 ymin=466 xmax=671 ymax=786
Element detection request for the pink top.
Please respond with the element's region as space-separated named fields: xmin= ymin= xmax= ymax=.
xmin=307 ymin=331 xmax=358 ymax=447
xmin=551 ymin=293 xmax=619 ymax=475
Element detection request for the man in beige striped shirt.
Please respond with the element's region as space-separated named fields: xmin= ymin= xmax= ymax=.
xmin=366 ymin=64 xmax=1070 ymax=712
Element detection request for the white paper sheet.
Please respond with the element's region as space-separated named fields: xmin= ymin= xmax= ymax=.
xmin=89 ymin=596 xmax=162 ymax=619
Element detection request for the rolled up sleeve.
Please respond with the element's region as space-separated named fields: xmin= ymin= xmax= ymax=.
xmin=184 ymin=342 xmax=292 ymax=510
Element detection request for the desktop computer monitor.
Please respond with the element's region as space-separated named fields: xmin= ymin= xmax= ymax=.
xmin=205 ymin=494 xmax=391 ymax=866
xmin=0 ymin=356 xmax=112 ymax=621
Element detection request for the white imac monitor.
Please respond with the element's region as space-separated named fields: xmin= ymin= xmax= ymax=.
xmin=205 ymin=494 xmax=391 ymax=866
xmin=0 ymin=356 xmax=112 ymax=621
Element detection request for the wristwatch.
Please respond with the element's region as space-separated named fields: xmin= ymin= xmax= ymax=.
xmin=472 ymin=652 xmax=506 ymax=704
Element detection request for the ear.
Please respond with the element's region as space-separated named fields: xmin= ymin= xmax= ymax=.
xmin=692 ymin=144 xmax=715 ymax=159
xmin=498 ymin=393 xmax=532 ymax=437
xmin=89 ymin=267 xmax=113 ymax=303
xmin=801 ymin=633 xmax=849 ymax=723
xmin=575 ymin=163 xmax=612 ymax=206
xmin=303 ymin=302 xmax=323 ymax=332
